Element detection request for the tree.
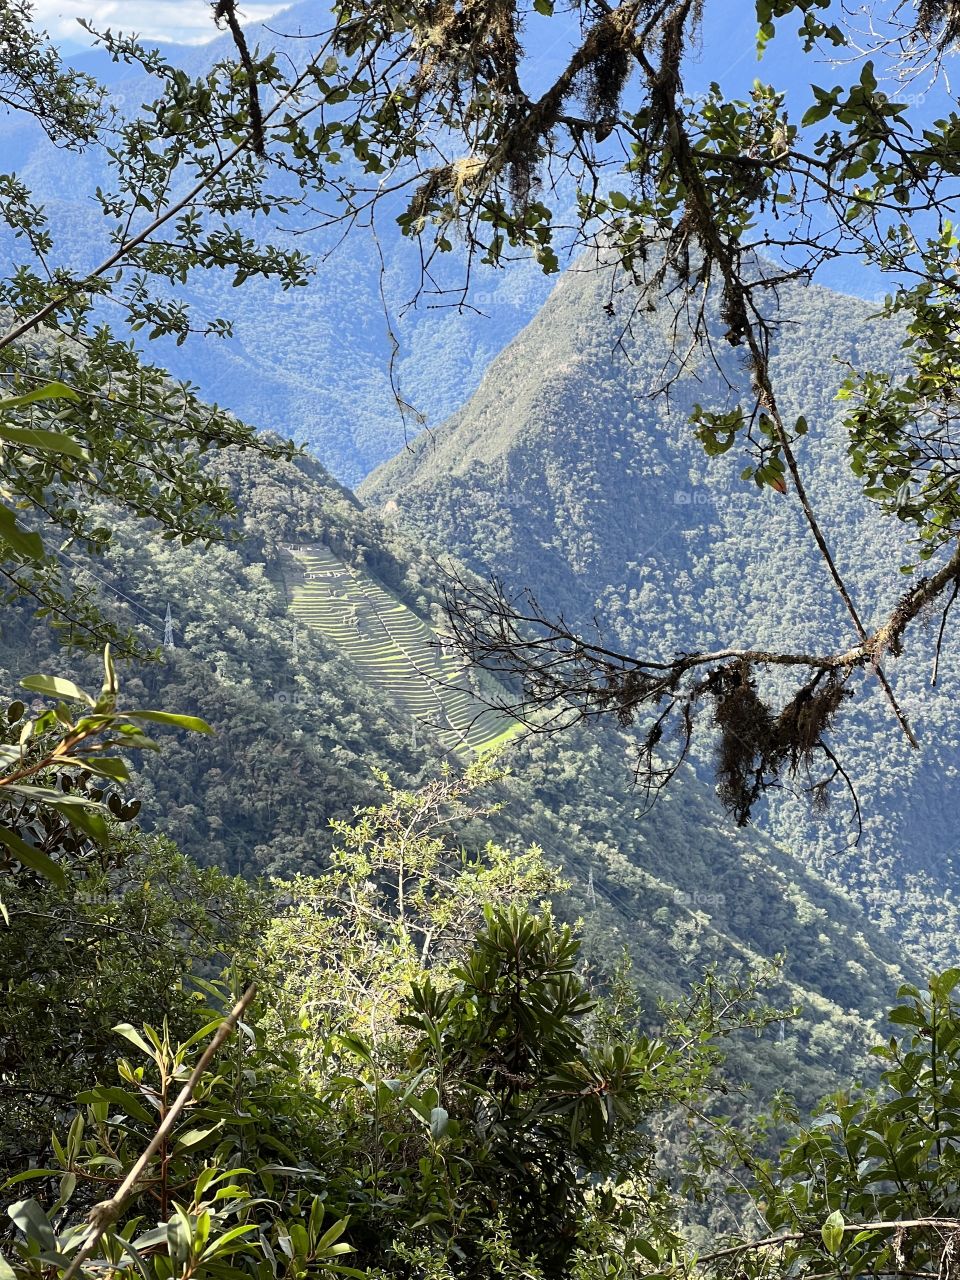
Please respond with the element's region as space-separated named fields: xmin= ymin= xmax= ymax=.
xmin=262 ymin=759 xmax=562 ymax=1057
xmin=0 ymin=825 xmax=265 ymax=1177
xmin=190 ymin=0 xmax=958 ymax=823
xmin=693 ymin=969 xmax=960 ymax=1280
xmin=10 ymin=0 xmax=960 ymax=818
xmin=1 ymin=901 xmax=758 ymax=1280
xmin=0 ymin=0 xmax=359 ymax=866
xmin=256 ymin=764 xmax=788 ymax=1276
xmin=0 ymin=645 xmax=260 ymax=1179
xmin=0 ymin=5 xmax=312 ymax=648
xmin=0 ymin=644 xmax=222 ymax=903
xmin=1 ymin=985 xmax=358 ymax=1280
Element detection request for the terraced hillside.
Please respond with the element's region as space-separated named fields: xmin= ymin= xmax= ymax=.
xmin=286 ymin=545 xmax=519 ymax=757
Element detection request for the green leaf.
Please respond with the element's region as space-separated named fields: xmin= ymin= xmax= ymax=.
xmin=0 ymin=424 xmax=88 ymax=459
xmin=8 ymin=1199 xmax=55 ymax=1250
xmin=632 ymin=1240 xmax=661 ymax=1265
xmin=132 ymin=1227 xmax=171 ymax=1252
xmin=0 ymin=382 xmax=79 ymax=411
xmin=20 ymin=674 xmax=94 ymax=706
xmin=51 ymin=801 xmax=110 ymax=845
xmin=0 ymin=1252 xmax=17 ymax=1280
xmin=0 ymin=826 xmax=66 ymax=888
xmin=177 ymin=1125 xmax=221 ymax=1148
xmin=822 ymin=1210 xmax=845 ymax=1255
xmin=411 ymin=1212 xmax=447 ymax=1229
xmin=167 ymin=1207 xmax=192 ymax=1266
xmin=55 ymin=1172 xmax=77 ymax=1210
xmin=337 ymin=1033 xmax=372 ymax=1062
xmin=801 ymin=101 xmax=832 ymax=126
xmin=315 ymin=1218 xmax=350 ymax=1252
xmin=81 ymin=755 xmax=129 ymax=782
xmin=930 ymin=967 xmax=960 ymax=999
xmin=430 ymin=1106 xmax=449 ymax=1140
xmin=77 ymin=1086 xmax=155 ymax=1125
xmin=3 ymin=1169 xmax=62 ymax=1187
xmin=199 ymin=1224 xmax=258 ymax=1261
xmin=113 ymin=1024 xmax=155 ymax=1057
xmin=125 ymin=711 xmax=214 ymax=734
xmin=888 ymin=1005 xmax=922 ymax=1026
xmin=0 ymin=504 xmax=43 ymax=562
xmin=289 ymin=1223 xmax=309 ymax=1260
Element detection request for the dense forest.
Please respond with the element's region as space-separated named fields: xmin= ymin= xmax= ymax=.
xmin=5 ymin=2 xmax=960 ymax=1280
xmin=362 ymin=259 xmax=960 ymax=970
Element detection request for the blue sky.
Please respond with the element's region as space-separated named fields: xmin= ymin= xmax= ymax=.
xmin=32 ymin=0 xmax=291 ymax=46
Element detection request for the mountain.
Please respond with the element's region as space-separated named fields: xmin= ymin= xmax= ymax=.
xmin=0 ymin=441 xmax=911 ymax=1105
xmin=361 ymin=254 xmax=960 ymax=975
xmin=7 ymin=2 xmax=953 ymax=1111
xmin=9 ymin=3 xmax=923 ymax=485
xmin=1 ymin=5 xmax=559 ymax=486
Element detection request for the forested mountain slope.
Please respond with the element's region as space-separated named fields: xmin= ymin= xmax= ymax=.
xmin=362 ymin=259 xmax=960 ymax=972
xmin=0 ymin=444 xmax=907 ymax=1101
xmin=10 ymin=1 xmax=901 ymax=485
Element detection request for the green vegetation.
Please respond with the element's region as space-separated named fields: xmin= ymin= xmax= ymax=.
xmin=362 ymin=263 xmax=960 ymax=976
xmin=4 ymin=6 xmax=960 ymax=1280
xmin=0 ymin=442 xmax=909 ymax=1108
xmin=5 ymin=759 xmax=960 ymax=1280
xmin=285 ymin=545 xmax=518 ymax=757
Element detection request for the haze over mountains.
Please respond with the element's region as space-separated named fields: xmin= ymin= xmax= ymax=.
xmin=12 ymin=0 xmax=924 ymax=483
xmin=5 ymin=2 xmax=563 ymax=482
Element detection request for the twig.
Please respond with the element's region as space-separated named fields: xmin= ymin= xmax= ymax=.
xmin=697 ymin=1217 xmax=960 ymax=1268
xmin=213 ymin=1 xmax=265 ymax=157
xmin=60 ymin=985 xmax=257 ymax=1280
xmin=931 ymin=576 xmax=960 ymax=686
xmin=0 ymin=23 xmax=339 ymax=354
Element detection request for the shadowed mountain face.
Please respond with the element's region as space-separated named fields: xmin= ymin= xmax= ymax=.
xmin=361 ymin=257 xmax=960 ymax=968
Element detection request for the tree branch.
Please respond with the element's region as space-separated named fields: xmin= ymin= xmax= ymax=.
xmin=60 ymin=985 xmax=257 ymax=1280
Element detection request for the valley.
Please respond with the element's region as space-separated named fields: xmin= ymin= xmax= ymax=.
xmin=4 ymin=6 xmax=960 ymax=1275
xmin=363 ymin=257 xmax=960 ymax=974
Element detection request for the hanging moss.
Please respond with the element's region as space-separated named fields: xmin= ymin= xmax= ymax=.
xmin=711 ymin=668 xmax=772 ymax=826
xmin=916 ymin=0 xmax=960 ymax=47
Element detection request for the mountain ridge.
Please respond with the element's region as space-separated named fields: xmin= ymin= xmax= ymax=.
xmin=361 ymin=252 xmax=960 ymax=971
xmin=0 ymin=437 xmax=912 ymax=1101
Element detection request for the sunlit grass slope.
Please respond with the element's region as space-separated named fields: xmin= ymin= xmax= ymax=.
xmin=287 ymin=545 xmax=519 ymax=758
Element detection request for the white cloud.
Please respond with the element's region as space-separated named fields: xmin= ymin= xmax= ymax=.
xmin=30 ymin=1 xmax=291 ymax=46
